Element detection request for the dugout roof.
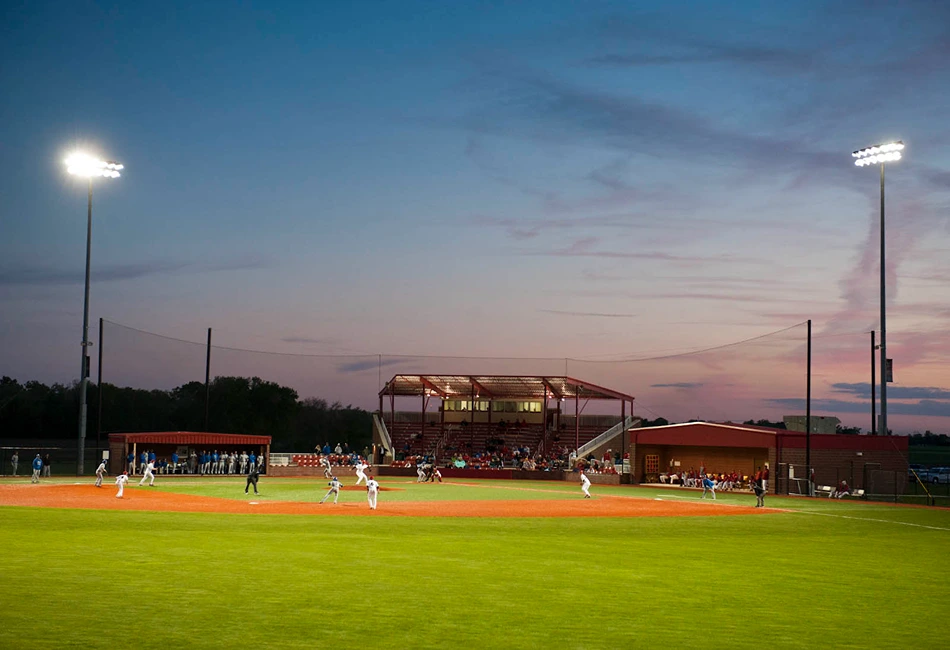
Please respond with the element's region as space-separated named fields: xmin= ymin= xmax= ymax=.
xmin=380 ymin=375 xmax=634 ymax=402
xmin=108 ymin=432 xmax=271 ymax=446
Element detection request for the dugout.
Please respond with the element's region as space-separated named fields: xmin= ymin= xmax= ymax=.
xmin=107 ymin=432 xmax=271 ymax=474
xmin=629 ymin=422 xmax=908 ymax=494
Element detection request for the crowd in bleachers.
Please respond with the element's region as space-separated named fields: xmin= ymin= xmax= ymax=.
xmin=389 ymin=446 xmax=624 ymax=475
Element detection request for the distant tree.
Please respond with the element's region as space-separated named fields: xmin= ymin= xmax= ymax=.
xmin=743 ymin=419 xmax=787 ymax=430
xmin=640 ymin=417 xmax=669 ymax=427
xmin=0 ymin=375 xmax=371 ymax=452
xmin=908 ymin=431 xmax=949 ymax=446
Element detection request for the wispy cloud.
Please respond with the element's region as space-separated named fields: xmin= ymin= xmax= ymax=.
xmin=337 ymin=357 xmax=405 ymax=374
xmin=0 ymin=255 xmax=271 ymax=287
xmin=651 ymin=382 xmax=704 ymax=389
xmin=539 ymin=309 xmax=636 ymax=318
xmin=769 ymin=397 xmax=950 ymax=417
xmin=831 ymin=382 xmax=950 ymax=400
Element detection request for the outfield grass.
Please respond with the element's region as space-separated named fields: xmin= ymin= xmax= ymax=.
xmin=1 ymin=477 xmax=948 ymax=649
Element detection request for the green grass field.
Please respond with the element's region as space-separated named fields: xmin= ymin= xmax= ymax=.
xmin=2 ymin=476 xmax=948 ymax=649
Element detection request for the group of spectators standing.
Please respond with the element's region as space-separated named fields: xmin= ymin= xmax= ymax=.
xmin=12 ymin=453 xmax=52 ymax=482
xmin=125 ymin=449 xmax=264 ymax=475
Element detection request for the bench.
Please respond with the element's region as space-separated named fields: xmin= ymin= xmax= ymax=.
xmin=815 ymin=485 xmax=834 ymax=497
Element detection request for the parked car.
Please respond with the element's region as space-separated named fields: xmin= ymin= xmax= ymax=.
xmin=908 ymin=464 xmax=926 ymax=480
xmin=929 ymin=467 xmax=950 ymax=484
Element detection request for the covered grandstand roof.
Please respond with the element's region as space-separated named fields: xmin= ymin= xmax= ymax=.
xmin=379 ymin=375 xmax=634 ymax=402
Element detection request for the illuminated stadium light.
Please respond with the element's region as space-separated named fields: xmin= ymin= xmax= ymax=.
xmin=852 ymin=141 xmax=903 ymax=167
xmin=66 ymin=152 xmax=124 ymax=178
xmin=851 ymin=138 xmax=904 ymax=451
xmin=64 ymin=149 xmax=123 ymax=475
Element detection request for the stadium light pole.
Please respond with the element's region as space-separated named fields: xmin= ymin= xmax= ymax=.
xmin=66 ymin=152 xmax=123 ymax=475
xmin=852 ymin=141 xmax=903 ymax=438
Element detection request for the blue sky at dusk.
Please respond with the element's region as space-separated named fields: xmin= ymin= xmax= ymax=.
xmin=2 ymin=0 xmax=949 ymax=432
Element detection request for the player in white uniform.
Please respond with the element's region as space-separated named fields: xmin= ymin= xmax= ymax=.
xmin=580 ymin=471 xmax=591 ymax=498
xmin=139 ymin=460 xmax=156 ymax=486
xmin=94 ymin=460 xmax=108 ymax=487
xmin=354 ymin=460 xmax=369 ymax=485
xmin=319 ymin=455 xmax=332 ymax=478
xmin=319 ymin=477 xmax=343 ymax=504
xmin=366 ymin=476 xmax=380 ymax=510
xmin=115 ymin=471 xmax=129 ymax=498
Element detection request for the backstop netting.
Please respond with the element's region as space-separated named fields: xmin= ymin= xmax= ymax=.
xmin=91 ymin=320 xmax=900 ymax=434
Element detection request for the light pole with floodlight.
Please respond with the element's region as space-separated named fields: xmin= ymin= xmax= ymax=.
xmin=852 ymin=140 xmax=903 ymax=437
xmin=65 ymin=153 xmax=123 ymax=474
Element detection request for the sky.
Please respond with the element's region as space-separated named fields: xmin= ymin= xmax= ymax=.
xmin=1 ymin=0 xmax=949 ymax=433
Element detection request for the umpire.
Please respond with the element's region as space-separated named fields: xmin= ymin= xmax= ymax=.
xmin=245 ymin=469 xmax=260 ymax=495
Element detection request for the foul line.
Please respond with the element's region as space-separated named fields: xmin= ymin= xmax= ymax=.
xmin=789 ymin=509 xmax=950 ymax=531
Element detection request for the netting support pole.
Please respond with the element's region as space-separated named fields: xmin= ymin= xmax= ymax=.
xmin=806 ymin=319 xmax=812 ymax=495
xmin=871 ymin=331 xmax=876 ymax=435
xmin=204 ymin=328 xmax=212 ymax=432
xmin=97 ymin=317 xmax=104 ymax=450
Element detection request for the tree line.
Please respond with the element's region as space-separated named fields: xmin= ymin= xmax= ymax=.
xmin=0 ymin=376 xmax=372 ymax=452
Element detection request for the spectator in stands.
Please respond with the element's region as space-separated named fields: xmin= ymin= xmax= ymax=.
xmin=334 ymin=443 xmax=343 ymax=455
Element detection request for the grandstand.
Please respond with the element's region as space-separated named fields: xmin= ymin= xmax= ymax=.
xmin=375 ymin=375 xmax=635 ymax=460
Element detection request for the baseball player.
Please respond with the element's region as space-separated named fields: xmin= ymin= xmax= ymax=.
xmin=366 ymin=476 xmax=380 ymax=510
xmin=95 ymin=459 xmax=108 ymax=487
xmin=31 ymin=454 xmax=43 ymax=483
xmin=701 ymin=474 xmax=717 ymax=500
xmin=319 ymin=455 xmax=332 ymax=478
xmin=139 ymin=459 xmax=156 ymax=486
xmin=432 ymin=467 xmax=443 ymax=483
xmin=245 ymin=469 xmax=260 ymax=495
xmin=354 ymin=460 xmax=369 ymax=485
xmin=10 ymin=451 xmax=18 ymax=476
xmin=580 ymin=470 xmax=591 ymax=498
xmin=319 ymin=476 xmax=343 ymax=504
xmin=115 ymin=471 xmax=129 ymax=498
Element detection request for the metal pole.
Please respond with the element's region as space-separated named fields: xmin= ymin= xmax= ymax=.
xmin=879 ymin=163 xmax=888 ymax=436
xmin=871 ymin=331 xmax=876 ymax=435
xmin=97 ymin=317 xmax=103 ymax=449
xmin=77 ymin=179 xmax=93 ymax=475
xmin=204 ymin=327 xmax=212 ymax=431
xmin=806 ymin=319 xmax=811 ymax=491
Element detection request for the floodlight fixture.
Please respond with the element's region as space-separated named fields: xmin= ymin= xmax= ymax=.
xmin=853 ymin=141 xmax=903 ymax=166
xmin=66 ymin=152 xmax=124 ymax=178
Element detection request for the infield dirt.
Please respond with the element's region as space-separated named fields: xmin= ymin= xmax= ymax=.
xmin=0 ymin=483 xmax=775 ymax=518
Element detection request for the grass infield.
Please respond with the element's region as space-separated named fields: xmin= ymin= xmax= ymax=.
xmin=1 ymin=476 xmax=948 ymax=649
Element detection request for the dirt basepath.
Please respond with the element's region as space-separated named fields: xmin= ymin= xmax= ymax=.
xmin=0 ymin=484 xmax=773 ymax=518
